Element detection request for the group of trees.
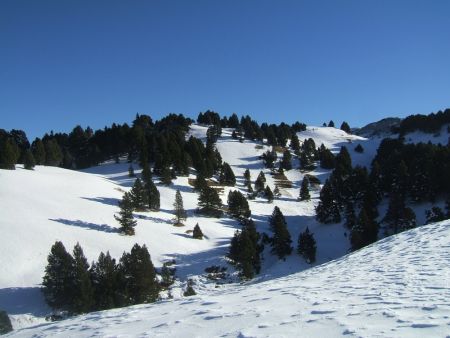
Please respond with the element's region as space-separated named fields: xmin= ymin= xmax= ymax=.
xmin=396 ymin=108 xmax=450 ymax=135
xmin=42 ymin=242 xmax=159 ymax=314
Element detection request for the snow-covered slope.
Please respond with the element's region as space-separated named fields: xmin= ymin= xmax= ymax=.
xmin=1 ymin=123 xmax=429 ymax=334
xmin=9 ymin=220 xmax=450 ymax=338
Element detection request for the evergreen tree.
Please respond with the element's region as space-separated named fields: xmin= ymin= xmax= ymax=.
xmin=192 ymin=223 xmax=204 ymax=239
xmin=344 ymin=202 xmax=357 ymax=229
xmin=280 ymin=150 xmax=292 ymax=171
xmin=319 ymin=144 xmax=335 ymax=169
xmin=90 ymin=251 xmax=119 ymax=310
xmin=290 ymin=134 xmax=301 ymax=154
xmin=130 ymin=178 xmax=148 ymax=211
xmin=299 ymin=177 xmax=310 ymax=201
xmin=24 ymin=149 xmax=36 ymax=170
xmin=160 ymin=166 xmax=172 ymax=185
xmin=145 ymin=178 xmax=160 ymax=211
xmin=350 ymin=208 xmax=379 ymax=251
xmin=219 ymin=162 xmax=236 ymax=186
xmin=173 ymin=190 xmax=187 ymax=226
xmin=328 ymin=120 xmax=335 ymax=127
xmin=44 ymin=139 xmax=63 ymax=166
xmin=264 ymin=185 xmax=274 ymax=203
xmin=254 ymin=171 xmax=266 ymax=193
xmin=119 ymin=244 xmax=159 ymax=305
xmin=315 ymin=179 xmax=341 ymax=223
xmin=228 ymin=219 xmax=261 ymax=279
xmin=0 ymin=311 xmax=12 ymax=335
xmin=194 ymin=173 xmax=207 ymax=191
xmin=31 ymin=138 xmax=46 ymax=165
xmin=273 ymin=185 xmax=281 ymax=197
xmin=115 ymin=192 xmax=137 ymax=235
xmin=71 ymin=243 xmax=94 ymax=314
xmin=42 ymin=241 xmax=75 ymax=310
xmin=383 ymin=193 xmax=416 ymax=234
xmin=340 ymin=121 xmax=351 ymax=134
xmin=262 ymin=149 xmax=277 ymax=169
xmin=425 ymin=206 xmax=446 ymax=224
xmin=269 ymin=206 xmax=293 ymax=259
xmin=243 ymin=169 xmax=251 ymax=188
xmin=0 ymin=139 xmax=17 ymax=170
xmin=128 ymin=164 xmax=135 ymax=177
xmin=354 ymin=144 xmax=364 ymax=153
xmin=297 ymin=227 xmax=317 ymax=263
xmin=227 ymin=190 xmax=251 ymax=219
xmin=183 ymin=279 xmax=196 ymax=296
xmin=197 ymin=186 xmax=223 ymax=217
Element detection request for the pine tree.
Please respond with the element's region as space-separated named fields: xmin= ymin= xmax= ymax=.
xmin=269 ymin=206 xmax=293 ymax=259
xmin=115 ymin=192 xmax=137 ymax=235
xmin=160 ymin=166 xmax=172 ymax=185
xmin=130 ymin=178 xmax=148 ymax=211
xmin=264 ymin=185 xmax=274 ymax=203
xmin=299 ymin=177 xmax=310 ymax=201
xmin=173 ymin=190 xmax=187 ymax=226
xmin=280 ymin=150 xmax=292 ymax=171
xmin=344 ymin=202 xmax=357 ymax=229
xmin=219 ymin=162 xmax=236 ymax=186
xmin=145 ymin=178 xmax=160 ymax=211
xmin=24 ymin=149 xmax=36 ymax=170
xmin=0 ymin=139 xmax=17 ymax=170
xmin=128 ymin=164 xmax=135 ymax=177
xmin=383 ymin=193 xmax=416 ymax=234
xmin=197 ymin=186 xmax=223 ymax=217
xmin=290 ymin=134 xmax=301 ymax=154
xmin=31 ymin=138 xmax=46 ymax=165
xmin=315 ymin=179 xmax=341 ymax=223
xmin=273 ymin=185 xmax=281 ymax=197
xmin=319 ymin=145 xmax=335 ymax=169
xmin=71 ymin=243 xmax=94 ymax=314
xmin=141 ymin=162 xmax=152 ymax=184
xmin=44 ymin=139 xmax=63 ymax=166
xmin=119 ymin=244 xmax=159 ymax=305
xmin=340 ymin=121 xmax=351 ymax=134
xmin=0 ymin=311 xmax=12 ymax=335
xmin=192 ymin=223 xmax=204 ymax=239
xmin=354 ymin=144 xmax=364 ymax=153
xmin=350 ymin=208 xmax=379 ymax=251
xmin=254 ymin=171 xmax=266 ymax=193
xmin=183 ymin=279 xmax=196 ymax=296
xmin=42 ymin=241 xmax=75 ymax=310
xmin=90 ymin=251 xmax=119 ymax=310
xmin=227 ymin=190 xmax=251 ymax=219
xmin=297 ymin=227 xmax=317 ymax=263
xmin=425 ymin=206 xmax=446 ymax=224
xmin=243 ymin=169 xmax=251 ymax=188
xmin=328 ymin=120 xmax=335 ymax=128
xmin=194 ymin=173 xmax=207 ymax=191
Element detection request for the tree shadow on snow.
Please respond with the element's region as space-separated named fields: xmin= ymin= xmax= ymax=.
xmin=81 ymin=196 xmax=120 ymax=207
xmin=0 ymin=287 xmax=50 ymax=316
xmin=49 ymin=218 xmax=119 ymax=233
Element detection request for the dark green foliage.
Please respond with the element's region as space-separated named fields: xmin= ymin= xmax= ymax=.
xmin=160 ymin=261 xmax=176 ymax=289
xmin=299 ymin=177 xmax=310 ymax=201
xmin=254 ymin=171 xmax=266 ymax=193
xmin=340 ymin=121 xmax=351 ymax=134
xmin=354 ymin=144 xmax=364 ymax=153
xmin=227 ymin=190 xmax=251 ymax=219
xmin=290 ymin=134 xmax=301 ymax=154
xmin=193 ymin=173 xmax=207 ymax=191
xmin=269 ymin=207 xmax=293 ymax=259
xmin=128 ymin=164 xmax=135 ymax=177
xmin=44 ymin=139 xmax=63 ymax=166
xmin=24 ymin=149 xmax=36 ymax=170
xmin=31 ymin=138 xmax=46 ymax=165
xmin=273 ymin=185 xmax=281 ymax=197
xmin=130 ymin=178 xmax=148 ymax=211
xmin=383 ymin=193 xmax=416 ymax=235
xmin=219 ymin=162 xmax=236 ymax=186
xmin=243 ymin=169 xmax=251 ymax=188
xmin=193 ymin=223 xmax=204 ymax=239
xmin=145 ymin=178 xmax=160 ymax=211
xmin=183 ymin=279 xmax=196 ymax=297
xmin=160 ymin=166 xmax=172 ymax=185
xmin=350 ymin=208 xmax=379 ymax=251
xmin=90 ymin=251 xmax=120 ymax=310
xmin=119 ymin=244 xmax=159 ymax=305
xmin=318 ymin=144 xmax=335 ymax=169
xmin=344 ymin=202 xmax=357 ymax=229
xmin=0 ymin=310 xmax=12 ymax=335
xmin=197 ymin=186 xmax=223 ymax=217
xmin=228 ymin=219 xmax=261 ymax=279
xmin=71 ymin=243 xmax=94 ymax=314
xmin=335 ymin=146 xmax=352 ymax=178
xmin=397 ymin=108 xmax=450 ymax=135
xmin=297 ymin=227 xmax=316 ymax=263
xmin=264 ymin=185 xmax=274 ymax=203
xmin=0 ymin=139 xmax=18 ymax=170
xmin=262 ymin=149 xmax=277 ymax=169
xmin=425 ymin=207 xmax=446 ymax=224
xmin=300 ymin=138 xmax=317 ymax=170
xmin=328 ymin=120 xmax=335 ymax=128
xmin=173 ymin=190 xmax=187 ymax=226
xmin=316 ymin=179 xmax=341 ymax=223
xmin=115 ymin=192 xmax=137 ymax=235
xmin=280 ymin=150 xmax=292 ymax=171
xmin=42 ymin=241 xmax=75 ymax=310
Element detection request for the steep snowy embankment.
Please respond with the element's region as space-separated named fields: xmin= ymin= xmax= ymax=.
xmin=10 ymin=220 xmax=450 ymax=338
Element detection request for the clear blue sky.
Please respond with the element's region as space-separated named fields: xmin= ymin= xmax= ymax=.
xmin=1 ymin=0 xmax=450 ymax=140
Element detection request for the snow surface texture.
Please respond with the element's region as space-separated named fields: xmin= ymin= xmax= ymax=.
xmin=9 ymin=220 xmax=450 ymax=337
xmin=1 ymin=124 xmax=449 ymax=336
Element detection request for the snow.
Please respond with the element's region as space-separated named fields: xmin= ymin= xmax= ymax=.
xmin=1 ymin=123 xmax=448 ymax=336
xmin=8 ymin=220 xmax=450 ymax=337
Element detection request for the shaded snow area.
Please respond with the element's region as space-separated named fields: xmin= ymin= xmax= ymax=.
xmin=9 ymin=221 xmax=450 ymax=338
xmin=2 ymin=124 xmax=449 ymax=337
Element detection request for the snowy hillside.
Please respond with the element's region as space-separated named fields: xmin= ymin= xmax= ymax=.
xmin=9 ymin=220 xmax=450 ymax=337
